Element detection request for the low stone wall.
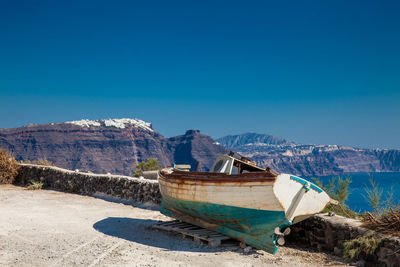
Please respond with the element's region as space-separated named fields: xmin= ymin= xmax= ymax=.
xmin=15 ymin=164 xmax=161 ymax=203
xmin=287 ymin=214 xmax=400 ymax=266
xmin=14 ymin=164 xmax=400 ymax=266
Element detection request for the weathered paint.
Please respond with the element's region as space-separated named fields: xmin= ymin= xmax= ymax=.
xmin=160 ymin=195 xmax=290 ymax=254
xmin=290 ymin=175 xmax=323 ymax=193
xmin=159 ymin=171 xmax=283 ymax=211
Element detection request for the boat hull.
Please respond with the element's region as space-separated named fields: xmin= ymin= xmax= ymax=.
xmin=158 ymin=169 xmax=293 ymax=253
xmin=158 ymin=168 xmax=330 ymax=254
xmin=160 ymin=194 xmax=289 ymax=254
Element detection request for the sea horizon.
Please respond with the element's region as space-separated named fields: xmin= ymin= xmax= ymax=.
xmin=310 ymin=172 xmax=400 ymax=212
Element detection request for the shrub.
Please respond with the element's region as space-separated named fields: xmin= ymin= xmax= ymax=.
xmin=133 ymin=158 xmax=161 ymax=177
xmin=21 ymin=158 xmax=55 ymax=166
xmin=322 ymin=176 xmax=351 ymax=203
xmin=363 ymin=178 xmax=382 ymax=212
xmin=34 ymin=158 xmax=55 ymax=166
xmin=311 ymin=176 xmax=357 ymax=218
xmin=27 ymin=181 xmax=44 ymax=190
xmin=343 ymin=235 xmax=381 ymax=260
xmin=363 ymin=177 xmax=396 ymax=214
xmin=360 ymin=177 xmax=400 ymax=234
xmin=0 ymin=149 xmax=20 ymax=184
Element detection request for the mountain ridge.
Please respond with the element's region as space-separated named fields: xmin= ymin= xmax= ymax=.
xmin=1 ymin=121 xmax=399 ymax=177
xmin=216 ymin=132 xmax=293 ymax=149
xmin=217 ymin=133 xmax=400 ymax=176
xmin=0 ymin=119 xmax=228 ymax=175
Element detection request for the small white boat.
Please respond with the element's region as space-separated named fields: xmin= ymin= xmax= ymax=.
xmin=158 ymin=153 xmax=337 ymax=254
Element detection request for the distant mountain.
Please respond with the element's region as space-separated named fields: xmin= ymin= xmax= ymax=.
xmin=0 ymin=119 xmax=228 ymax=175
xmin=216 ymin=132 xmax=292 ymax=150
xmin=165 ymin=129 xmax=229 ymax=172
xmin=2 ymin=121 xmax=399 ymax=177
xmin=217 ymin=133 xmax=400 ymax=176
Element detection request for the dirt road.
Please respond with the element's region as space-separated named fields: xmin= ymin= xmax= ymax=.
xmin=0 ymin=185 xmax=350 ymax=266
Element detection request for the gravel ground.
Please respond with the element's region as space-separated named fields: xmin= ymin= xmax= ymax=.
xmin=0 ymin=185 xmax=352 ymax=267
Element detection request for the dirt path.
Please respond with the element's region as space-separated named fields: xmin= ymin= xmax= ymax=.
xmin=0 ymin=185 xmax=351 ymax=266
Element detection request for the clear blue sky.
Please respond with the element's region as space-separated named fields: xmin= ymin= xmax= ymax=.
xmin=1 ymin=0 xmax=399 ymax=148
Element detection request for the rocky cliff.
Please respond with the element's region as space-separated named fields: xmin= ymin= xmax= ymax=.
xmin=217 ymin=133 xmax=400 ymax=176
xmin=2 ymin=120 xmax=399 ymax=177
xmin=164 ymin=129 xmax=229 ymax=171
xmin=0 ymin=119 xmax=228 ymax=175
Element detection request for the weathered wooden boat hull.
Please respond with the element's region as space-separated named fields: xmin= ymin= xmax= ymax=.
xmin=160 ymin=194 xmax=289 ymax=253
xmin=158 ymin=168 xmax=331 ymax=254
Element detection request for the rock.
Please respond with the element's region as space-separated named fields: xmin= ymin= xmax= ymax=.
xmin=243 ymin=246 xmax=252 ymax=254
xmin=0 ymin=120 xmax=228 ymax=175
xmin=333 ymin=247 xmax=342 ymax=257
xmin=355 ymin=260 xmax=366 ymax=267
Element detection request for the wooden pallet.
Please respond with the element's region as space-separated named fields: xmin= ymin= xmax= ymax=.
xmin=151 ymin=220 xmax=232 ymax=247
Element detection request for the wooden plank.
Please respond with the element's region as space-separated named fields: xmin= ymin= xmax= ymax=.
xmin=151 ymin=220 xmax=234 ymax=248
xmin=168 ymin=223 xmax=189 ymax=228
xmin=158 ymin=221 xmax=181 ymax=227
xmin=187 ymin=229 xmax=215 ymax=234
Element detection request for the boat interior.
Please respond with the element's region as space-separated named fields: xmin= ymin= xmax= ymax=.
xmin=211 ymin=154 xmax=278 ymax=176
xmin=164 ymin=153 xmax=279 ymax=180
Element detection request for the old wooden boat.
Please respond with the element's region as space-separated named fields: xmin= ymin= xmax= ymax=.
xmin=158 ymin=153 xmax=337 ymax=254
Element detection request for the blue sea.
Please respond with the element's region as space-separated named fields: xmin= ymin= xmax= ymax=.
xmin=308 ymin=172 xmax=400 ymax=212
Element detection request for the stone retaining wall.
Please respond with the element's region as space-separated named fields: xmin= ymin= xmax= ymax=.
xmin=15 ymin=164 xmax=161 ymax=203
xmin=14 ymin=164 xmax=400 ymax=266
xmin=287 ymin=214 xmax=400 ymax=266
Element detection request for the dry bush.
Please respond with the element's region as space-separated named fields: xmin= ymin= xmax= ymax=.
xmin=34 ymin=158 xmax=55 ymax=166
xmin=0 ymin=149 xmax=20 ymax=184
xmin=362 ymin=207 xmax=400 ymax=235
xmin=22 ymin=158 xmax=55 ymax=166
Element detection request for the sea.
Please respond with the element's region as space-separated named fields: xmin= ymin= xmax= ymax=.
xmin=308 ymin=172 xmax=400 ymax=212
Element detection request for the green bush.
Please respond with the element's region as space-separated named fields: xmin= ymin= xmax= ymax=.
xmin=314 ymin=176 xmax=351 ymax=203
xmin=363 ymin=177 xmax=397 ymax=214
xmin=0 ymin=149 xmax=20 ymax=184
xmin=311 ymin=176 xmax=357 ymax=218
xmin=133 ymin=158 xmax=161 ymax=177
xmin=27 ymin=181 xmax=44 ymax=190
xmin=343 ymin=235 xmax=381 ymax=260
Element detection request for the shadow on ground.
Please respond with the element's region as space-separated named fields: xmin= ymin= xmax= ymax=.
xmin=93 ymin=217 xmax=243 ymax=253
xmin=92 ymin=193 xmax=160 ymax=211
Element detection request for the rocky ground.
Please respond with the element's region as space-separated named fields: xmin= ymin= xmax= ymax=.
xmin=0 ymin=185 xmax=352 ymax=266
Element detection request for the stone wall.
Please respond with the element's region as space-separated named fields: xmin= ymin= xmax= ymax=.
xmin=14 ymin=164 xmax=400 ymax=266
xmin=15 ymin=164 xmax=161 ymax=203
xmin=287 ymin=214 xmax=400 ymax=266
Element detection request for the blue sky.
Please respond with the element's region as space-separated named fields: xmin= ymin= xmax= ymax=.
xmin=1 ymin=0 xmax=399 ymax=148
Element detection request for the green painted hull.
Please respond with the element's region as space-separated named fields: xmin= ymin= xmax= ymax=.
xmin=160 ymin=195 xmax=291 ymax=254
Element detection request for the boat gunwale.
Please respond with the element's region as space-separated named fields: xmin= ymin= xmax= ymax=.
xmin=159 ymin=168 xmax=277 ymax=183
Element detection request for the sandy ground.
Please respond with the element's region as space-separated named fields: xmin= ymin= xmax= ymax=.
xmin=0 ymin=185 xmax=352 ymax=267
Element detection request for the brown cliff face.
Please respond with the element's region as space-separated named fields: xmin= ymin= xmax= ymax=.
xmin=3 ymin=121 xmax=398 ymax=177
xmin=0 ymin=120 xmax=228 ymax=175
xmin=164 ymin=130 xmax=229 ymax=171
